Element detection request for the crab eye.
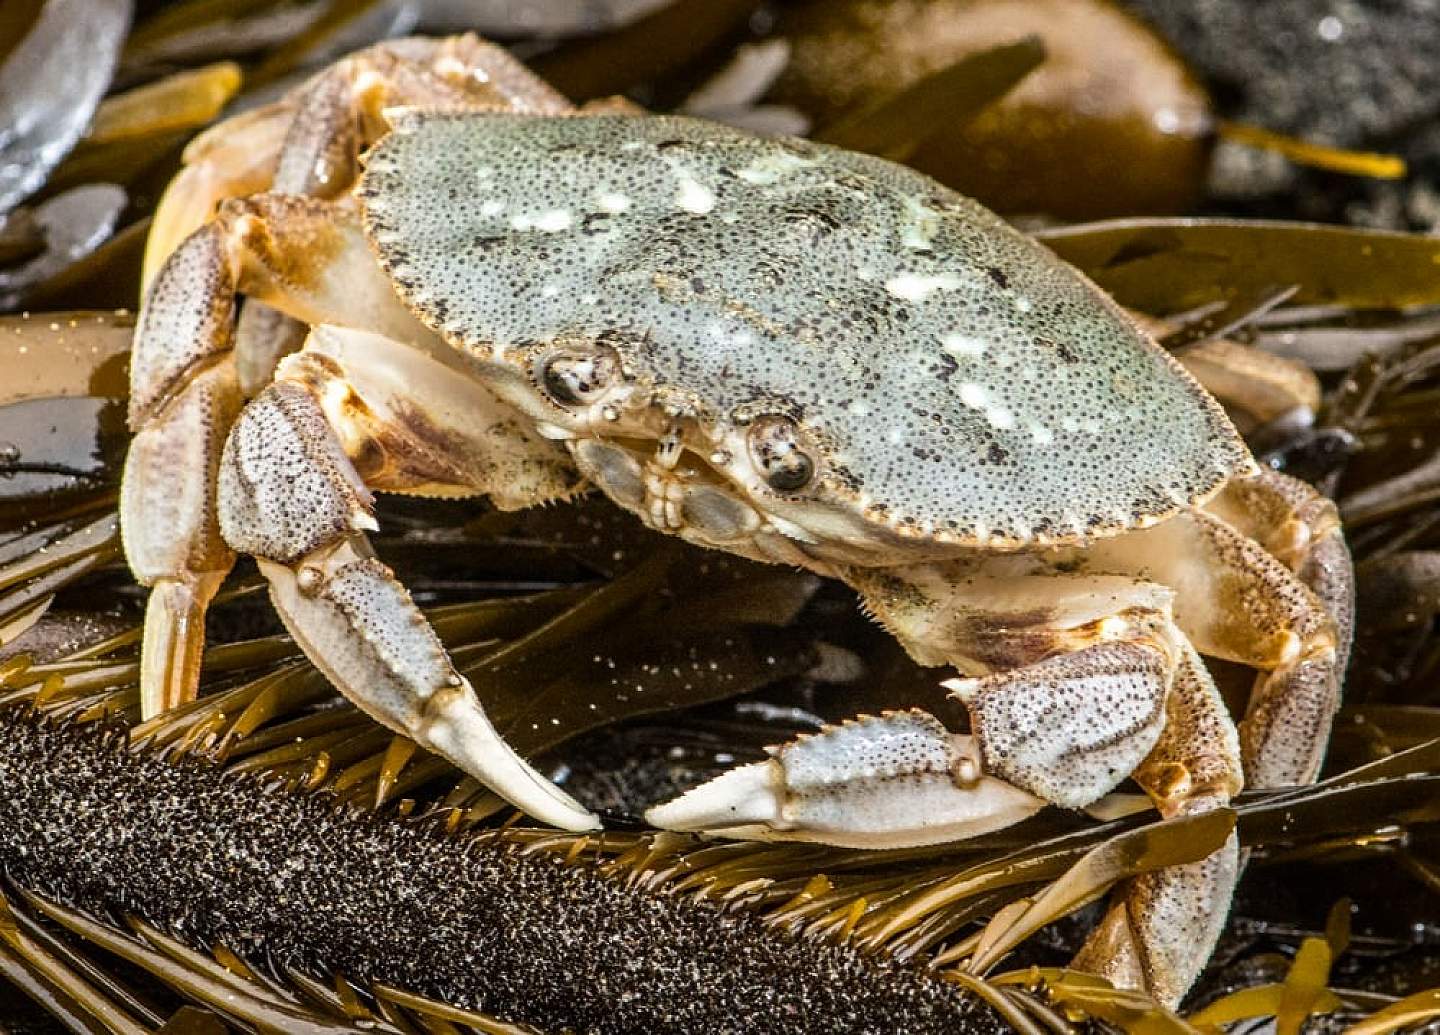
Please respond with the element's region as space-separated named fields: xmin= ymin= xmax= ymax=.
xmin=749 ymin=416 xmax=815 ymax=493
xmin=539 ymin=347 xmax=619 ymax=407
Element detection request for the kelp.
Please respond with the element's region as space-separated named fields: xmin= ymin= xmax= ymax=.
xmin=1036 ymin=218 xmax=1440 ymax=313
xmin=0 ymin=0 xmax=131 ymax=213
xmin=814 ymin=36 xmax=1046 ymax=163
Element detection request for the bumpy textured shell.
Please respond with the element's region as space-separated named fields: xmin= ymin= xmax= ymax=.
xmin=359 ymin=112 xmax=1249 ymax=544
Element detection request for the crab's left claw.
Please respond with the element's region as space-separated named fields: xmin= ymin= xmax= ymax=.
xmin=646 ymin=711 xmax=1045 ymax=849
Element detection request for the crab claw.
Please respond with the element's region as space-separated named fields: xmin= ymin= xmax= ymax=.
xmin=259 ymin=545 xmax=598 ymax=832
xmin=646 ymin=710 xmax=1045 ymax=849
xmin=217 ymin=376 xmax=596 ymax=833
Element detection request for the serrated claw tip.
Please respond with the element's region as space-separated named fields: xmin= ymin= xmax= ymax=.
xmin=645 ymin=763 xmax=780 ymax=831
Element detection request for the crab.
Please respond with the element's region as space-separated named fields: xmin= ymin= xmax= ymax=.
xmin=123 ymin=36 xmax=1353 ymax=1007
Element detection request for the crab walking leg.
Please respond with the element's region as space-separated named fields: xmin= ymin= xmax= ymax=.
xmin=124 ymin=195 xmax=432 ymax=719
xmin=1073 ymin=638 xmax=1243 ymax=1005
xmin=1084 ymin=505 xmax=1345 ymax=789
xmin=124 ymin=222 xmax=251 ymax=717
xmin=1204 ymin=469 xmax=1355 ymax=677
xmin=121 ymin=360 xmax=243 ymax=716
xmin=143 ymin=33 xmax=573 ymax=286
xmin=218 ymin=374 xmax=595 ymax=831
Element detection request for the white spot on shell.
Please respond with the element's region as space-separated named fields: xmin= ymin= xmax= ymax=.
xmin=1014 ymin=295 xmax=1033 ymax=313
xmin=533 ymin=208 xmax=573 ymax=232
xmin=480 ymin=200 xmax=504 ymax=217
xmin=941 ymin=333 xmax=986 ymax=359
xmin=900 ymin=197 xmax=941 ymax=251
xmin=675 ymin=174 xmax=716 ymax=214
xmin=958 ymin=383 xmax=989 ymax=409
xmin=596 ymin=191 xmax=631 ymax=213
xmin=848 ymin=400 xmax=871 ymax=417
xmin=885 ymin=272 xmax=963 ymax=301
xmin=509 ymin=208 xmax=573 ymax=232
xmin=987 ymin=406 xmax=1016 ymax=430
xmin=1026 ymin=421 xmax=1055 ymax=446
xmin=736 ymin=150 xmax=812 ymax=185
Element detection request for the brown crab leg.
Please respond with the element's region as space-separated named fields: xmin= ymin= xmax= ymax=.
xmin=1084 ymin=499 xmax=1347 ymax=789
xmin=1072 ymin=638 xmax=1243 ymax=1005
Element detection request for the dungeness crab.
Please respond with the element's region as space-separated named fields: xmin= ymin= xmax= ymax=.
xmin=123 ymin=36 xmax=1353 ymax=1006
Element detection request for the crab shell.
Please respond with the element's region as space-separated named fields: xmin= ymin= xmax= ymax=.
xmin=357 ymin=111 xmax=1252 ymax=558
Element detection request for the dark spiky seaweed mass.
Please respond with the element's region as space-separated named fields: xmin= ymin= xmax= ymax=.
xmin=0 ymin=708 xmax=1001 ymax=1035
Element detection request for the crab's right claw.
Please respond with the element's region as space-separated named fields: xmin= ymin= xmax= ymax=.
xmin=646 ymin=711 xmax=1045 ymax=849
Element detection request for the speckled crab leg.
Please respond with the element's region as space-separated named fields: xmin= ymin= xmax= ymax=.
xmin=648 ymin=564 xmax=1246 ymax=1005
xmin=1084 ymin=488 xmax=1350 ymax=789
xmin=124 ymin=194 xmax=428 ymax=718
xmin=218 ymin=371 xmax=594 ymax=831
xmin=127 ymin=34 xmax=572 ymax=721
xmin=1073 ymin=493 xmax=1348 ymax=1000
xmin=1203 ymin=469 xmax=1354 ymax=684
xmin=1071 ymin=638 xmax=1242 ymax=1005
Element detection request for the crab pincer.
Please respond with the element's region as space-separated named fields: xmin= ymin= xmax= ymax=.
xmin=648 ymin=711 xmax=1045 ymax=848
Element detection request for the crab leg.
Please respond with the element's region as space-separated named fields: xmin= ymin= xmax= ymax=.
xmin=218 ymin=337 xmax=592 ymax=830
xmin=1071 ymin=638 xmax=1242 ymax=1005
xmin=647 ymin=710 xmax=1045 ymax=849
xmin=144 ymin=33 xmax=573 ymax=286
xmin=1209 ymin=472 xmax=1354 ymax=788
xmin=1084 ymin=498 xmax=1347 ymax=789
xmin=1204 ymin=469 xmax=1354 ymax=680
xmin=121 ymin=356 xmax=242 ymax=715
xmin=652 ymin=571 xmax=1189 ymax=819
xmin=124 ymin=194 xmax=426 ymax=718
xmin=124 ymin=223 xmax=246 ymax=716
